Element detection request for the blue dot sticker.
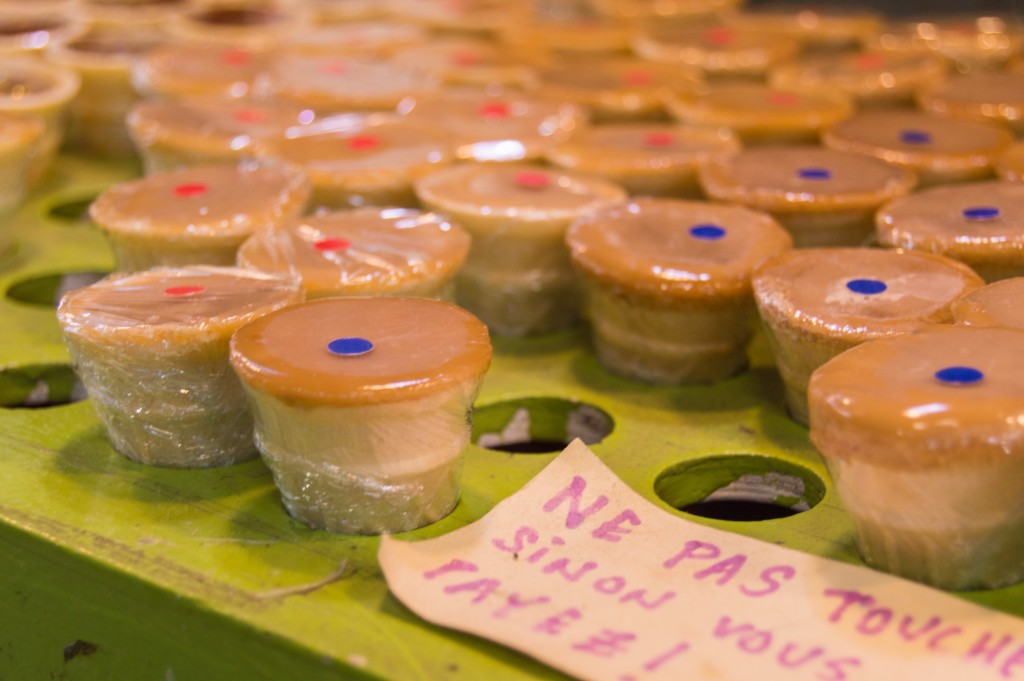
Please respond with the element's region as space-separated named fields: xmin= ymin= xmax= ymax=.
xmin=689 ymin=224 xmax=726 ymax=240
xmin=934 ymin=366 xmax=984 ymax=386
xmin=900 ymin=129 xmax=932 ymax=145
xmin=798 ymin=167 xmax=831 ymax=180
xmin=846 ymin=278 xmax=887 ymax=295
xmin=962 ymin=206 xmax=1001 ymax=221
xmin=327 ymin=337 xmax=373 ymax=356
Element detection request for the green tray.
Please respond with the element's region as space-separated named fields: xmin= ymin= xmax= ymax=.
xmin=1 ymin=155 xmax=1020 ymax=680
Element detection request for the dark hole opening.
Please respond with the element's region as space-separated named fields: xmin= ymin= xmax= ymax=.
xmin=485 ymin=439 xmax=573 ymax=454
xmin=48 ymin=196 xmax=97 ymax=224
xmin=681 ymin=499 xmax=800 ymax=522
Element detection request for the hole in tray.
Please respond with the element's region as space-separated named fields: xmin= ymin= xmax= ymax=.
xmin=0 ymin=364 xmax=86 ymax=408
xmin=655 ymin=454 xmax=825 ymax=522
xmin=473 ymin=397 xmax=613 ymax=454
xmin=48 ymin=195 xmax=97 ymax=225
xmin=6 ymin=271 xmax=107 ymax=307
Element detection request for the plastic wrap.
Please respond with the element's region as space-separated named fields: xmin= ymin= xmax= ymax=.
xmin=952 ymin=277 xmax=1024 ymax=329
xmin=131 ymin=44 xmax=272 ymax=101
xmin=56 ymin=266 xmax=304 ymax=468
xmin=414 ymin=162 xmax=628 ymax=335
xmin=126 ymin=97 xmax=315 ymax=175
xmin=821 ymin=110 xmax=1014 ymax=187
xmin=808 ymin=325 xmax=1024 ymax=590
xmin=864 ymin=16 xmax=1024 ymax=73
xmin=632 ymin=22 xmax=799 ymax=79
xmin=45 ymin=31 xmax=160 ymax=158
xmin=566 ymin=197 xmax=791 ymax=384
xmin=236 ymin=207 xmax=469 ymax=300
xmin=697 ymin=146 xmax=917 ymax=247
xmin=665 ymin=83 xmax=852 ymax=146
xmin=769 ymin=51 xmax=948 ymax=108
xmin=256 ymin=112 xmax=452 ymax=210
xmin=531 ymin=57 xmax=700 ymax=123
xmin=876 ymin=180 xmax=1024 ymax=283
xmin=544 ymin=123 xmax=739 ymax=199
xmin=0 ymin=56 xmax=79 ymax=184
xmin=395 ymin=89 xmax=585 ymax=162
xmin=229 ymin=297 xmax=491 ymax=534
xmin=88 ymin=158 xmax=311 ymax=272
xmin=753 ymin=247 xmax=984 ymax=425
xmin=264 ymin=54 xmax=439 ymax=112
xmin=388 ymin=37 xmax=537 ymax=89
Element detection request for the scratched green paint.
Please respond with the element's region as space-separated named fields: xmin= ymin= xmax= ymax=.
xmin=1 ymin=155 xmax=1021 ymax=680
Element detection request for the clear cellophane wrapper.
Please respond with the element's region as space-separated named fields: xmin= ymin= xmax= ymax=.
xmin=57 ymin=266 xmax=303 ymax=467
xmin=242 ymin=379 xmax=481 ymax=535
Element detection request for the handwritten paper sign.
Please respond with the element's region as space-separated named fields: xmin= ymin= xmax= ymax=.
xmin=380 ymin=440 xmax=1024 ymax=681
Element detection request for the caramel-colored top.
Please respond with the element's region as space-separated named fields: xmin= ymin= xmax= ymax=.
xmin=866 ymin=16 xmax=1024 ymax=71
xmin=126 ymin=98 xmax=314 ymax=156
xmin=722 ymin=7 xmax=882 ymax=47
xmin=132 ymin=44 xmax=271 ymax=99
xmin=590 ymin=0 xmax=741 ymax=21
xmin=280 ymin=20 xmax=427 ymax=57
xmin=259 ymin=114 xmax=452 ymax=183
xmin=414 ymin=162 xmax=628 ymax=232
xmin=876 ymin=181 xmax=1024 ymax=261
xmin=499 ymin=17 xmax=634 ymax=55
xmin=267 ymin=54 xmax=439 ymax=112
xmin=57 ymin=265 xmax=303 ymax=345
xmin=89 ymin=161 xmax=311 ymax=239
xmin=0 ymin=56 xmax=79 ymax=111
xmin=998 ymin=142 xmax=1024 ymax=182
xmin=770 ymin=50 xmax=947 ymax=102
xmin=753 ymin=248 xmax=983 ymax=340
xmin=633 ymin=23 xmax=800 ymax=76
xmin=918 ymin=73 xmax=1024 ymax=129
xmin=237 ymin=208 xmax=470 ymax=297
xmin=545 ymin=123 xmax=739 ymax=175
xmin=533 ymin=58 xmax=700 ymax=114
xmin=567 ymin=197 xmax=792 ymax=299
xmin=46 ymin=31 xmax=160 ymax=72
xmin=823 ymin=111 xmax=1014 ymax=174
xmin=387 ymin=0 xmax=527 ymax=34
xmin=397 ymin=90 xmax=585 ymax=162
xmin=389 ymin=38 xmax=539 ymax=88
xmin=699 ymin=146 xmax=917 ymax=213
xmin=952 ymin=277 xmax=1024 ymax=329
xmin=666 ymin=84 xmax=852 ymax=135
xmin=229 ymin=297 xmax=492 ymax=406
xmin=808 ymin=325 xmax=1024 ymax=466
xmin=165 ymin=4 xmax=311 ymax=49
xmin=0 ymin=14 xmax=84 ymax=55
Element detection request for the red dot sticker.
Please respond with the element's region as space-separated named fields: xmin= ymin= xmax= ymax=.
xmin=853 ymin=53 xmax=886 ymax=70
xmin=480 ymin=102 xmax=510 ymax=118
xmin=703 ymin=27 xmax=735 ymax=46
xmin=515 ymin=172 xmax=550 ymax=189
xmin=321 ymin=60 xmax=347 ymax=75
xmin=221 ymin=49 xmax=251 ymax=66
xmin=163 ymin=285 xmax=205 ymax=297
xmin=233 ymin=108 xmax=267 ymax=124
xmin=622 ymin=70 xmax=653 ymax=86
xmin=348 ymin=135 xmax=380 ymax=151
xmin=452 ymin=51 xmax=481 ymax=66
xmin=644 ymin=132 xmax=675 ymax=147
xmin=768 ymin=92 xmax=799 ymax=107
xmin=173 ymin=183 xmax=207 ymax=198
xmin=314 ymin=238 xmax=351 ymax=251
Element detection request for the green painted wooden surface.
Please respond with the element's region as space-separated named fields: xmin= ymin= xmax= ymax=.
xmin=1 ymin=155 xmax=1022 ymax=680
